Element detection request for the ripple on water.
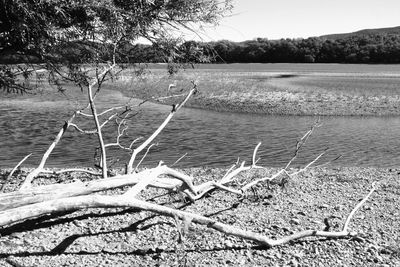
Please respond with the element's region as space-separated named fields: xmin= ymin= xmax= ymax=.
xmin=1 ymin=89 xmax=400 ymax=168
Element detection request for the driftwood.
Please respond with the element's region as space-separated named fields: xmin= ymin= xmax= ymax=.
xmin=0 ymin=161 xmax=378 ymax=247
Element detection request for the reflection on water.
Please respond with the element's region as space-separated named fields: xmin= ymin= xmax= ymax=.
xmin=1 ymin=89 xmax=400 ymax=169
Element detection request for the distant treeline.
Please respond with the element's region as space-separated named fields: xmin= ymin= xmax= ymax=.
xmin=3 ymin=33 xmax=400 ymax=64
xmin=126 ymin=33 xmax=400 ymax=64
xmin=206 ymin=34 xmax=400 ymax=64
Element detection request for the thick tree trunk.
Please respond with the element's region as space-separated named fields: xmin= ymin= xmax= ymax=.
xmin=0 ymin=168 xmax=182 ymax=212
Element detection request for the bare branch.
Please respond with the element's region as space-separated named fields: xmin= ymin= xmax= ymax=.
xmin=87 ymin=83 xmax=108 ymax=178
xmin=135 ymin=143 xmax=158 ymax=171
xmin=288 ymin=149 xmax=327 ymax=177
xmin=20 ymin=119 xmax=73 ymax=190
xmin=104 ymin=112 xmax=134 ymax=151
xmin=100 ymin=113 xmax=119 ymax=129
xmin=252 ymin=142 xmax=262 ymax=167
xmin=7 ymin=154 xmax=32 ymax=180
xmin=241 ymin=169 xmax=286 ymax=192
xmin=69 ymin=123 xmax=97 ymax=134
xmin=98 ymin=106 xmax=127 ymax=117
xmin=129 ymin=137 xmax=143 ymax=149
xmin=171 ymin=153 xmax=188 ymax=167
xmin=1 ymin=154 xmax=32 ymax=192
xmin=76 ymin=111 xmax=93 ymax=117
xmin=41 ymin=168 xmax=102 ymax=176
xmin=284 ymin=120 xmax=321 ymax=170
xmin=126 ymin=82 xmax=198 ymax=174
xmin=343 ymin=182 xmax=378 ymax=232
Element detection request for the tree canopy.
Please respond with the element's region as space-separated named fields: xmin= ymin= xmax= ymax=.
xmin=0 ymin=0 xmax=233 ymax=93
xmin=67 ymin=33 xmax=400 ymax=65
xmin=204 ymin=34 xmax=400 ymax=64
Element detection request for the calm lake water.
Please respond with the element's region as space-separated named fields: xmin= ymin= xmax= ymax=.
xmin=1 ymin=63 xmax=400 ymax=169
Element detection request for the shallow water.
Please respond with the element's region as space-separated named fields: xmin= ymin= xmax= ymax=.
xmin=1 ymin=87 xmax=400 ymax=169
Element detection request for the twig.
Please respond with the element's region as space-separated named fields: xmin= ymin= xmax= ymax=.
xmin=7 ymin=154 xmax=32 ymax=180
xmin=252 ymin=142 xmax=261 ymax=167
xmin=0 ymin=154 xmax=32 ymax=192
xmin=41 ymin=168 xmax=102 ymax=176
xmin=69 ymin=123 xmax=97 ymax=134
xmin=135 ymin=143 xmax=158 ymax=171
xmin=171 ymin=153 xmax=188 ymax=167
xmin=241 ymin=169 xmax=285 ymax=192
xmin=343 ymin=182 xmax=378 ymax=232
xmin=104 ymin=113 xmax=133 ymax=151
xmin=284 ymin=121 xmax=320 ymax=170
xmin=288 ymin=150 xmax=327 ymax=177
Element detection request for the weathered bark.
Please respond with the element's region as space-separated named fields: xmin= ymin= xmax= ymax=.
xmin=87 ymin=83 xmax=108 ymax=178
xmin=0 ymin=167 xmax=184 ymax=212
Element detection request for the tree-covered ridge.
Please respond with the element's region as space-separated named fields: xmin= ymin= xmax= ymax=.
xmin=32 ymin=32 xmax=399 ymax=64
xmin=206 ymin=33 xmax=400 ymax=63
xmin=321 ymin=26 xmax=400 ymax=40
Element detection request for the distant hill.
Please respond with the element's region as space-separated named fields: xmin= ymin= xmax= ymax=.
xmin=320 ymin=26 xmax=400 ymax=40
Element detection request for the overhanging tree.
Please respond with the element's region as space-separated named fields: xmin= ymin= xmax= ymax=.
xmin=1 ymin=0 xmax=232 ymax=92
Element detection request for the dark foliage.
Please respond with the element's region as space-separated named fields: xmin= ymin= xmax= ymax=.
xmin=70 ymin=33 xmax=399 ymax=64
xmin=205 ymin=34 xmax=400 ymax=64
xmin=0 ymin=0 xmax=233 ymax=93
xmin=13 ymin=32 xmax=397 ymax=66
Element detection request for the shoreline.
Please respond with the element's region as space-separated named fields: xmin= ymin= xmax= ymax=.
xmin=119 ymin=65 xmax=400 ymax=117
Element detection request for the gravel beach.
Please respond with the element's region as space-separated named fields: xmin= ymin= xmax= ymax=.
xmin=0 ymin=167 xmax=399 ymax=266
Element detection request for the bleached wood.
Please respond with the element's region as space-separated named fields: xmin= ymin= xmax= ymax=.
xmin=0 ymin=169 xmax=183 ymax=212
xmin=0 ymin=184 xmax=376 ymax=247
xmin=20 ymin=121 xmax=71 ymax=190
xmin=7 ymin=154 xmax=32 ymax=180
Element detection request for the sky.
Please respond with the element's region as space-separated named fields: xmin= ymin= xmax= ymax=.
xmin=194 ymin=0 xmax=400 ymax=42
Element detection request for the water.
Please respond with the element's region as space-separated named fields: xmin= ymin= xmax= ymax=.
xmin=1 ymin=88 xmax=400 ymax=169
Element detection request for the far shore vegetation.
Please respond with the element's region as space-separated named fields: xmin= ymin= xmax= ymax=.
xmin=2 ymin=27 xmax=400 ymax=65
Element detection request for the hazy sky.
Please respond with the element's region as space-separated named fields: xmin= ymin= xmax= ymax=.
xmin=196 ymin=0 xmax=400 ymax=41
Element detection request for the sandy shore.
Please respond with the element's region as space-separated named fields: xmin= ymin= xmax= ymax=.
xmin=0 ymin=167 xmax=399 ymax=266
xmin=153 ymin=92 xmax=400 ymax=116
